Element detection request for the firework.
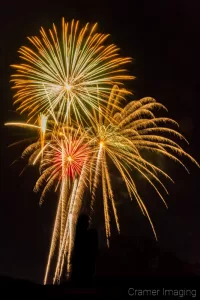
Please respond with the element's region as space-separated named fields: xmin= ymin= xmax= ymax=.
xmin=5 ymin=120 xmax=92 ymax=283
xmin=85 ymin=87 xmax=199 ymax=244
xmin=35 ymin=127 xmax=91 ymax=284
xmin=11 ymin=18 xmax=133 ymax=124
xmin=5 ymin=18 xmax=199 ymax=286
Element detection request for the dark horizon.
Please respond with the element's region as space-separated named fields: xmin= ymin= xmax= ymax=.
xmin=0 ymin=0 xmax=200 ymax=284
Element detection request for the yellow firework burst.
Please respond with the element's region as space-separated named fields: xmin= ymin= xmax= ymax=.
xmin=86 ymin=86 xmax=199 ymax=244
xmin=11 ymin=18 xmax=133 ymax=124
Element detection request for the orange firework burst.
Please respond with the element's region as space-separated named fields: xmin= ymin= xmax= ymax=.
xmin=11 ymin=18 xmax=133 ymax=124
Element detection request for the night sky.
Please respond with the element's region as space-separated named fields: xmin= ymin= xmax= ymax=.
xmin=0 ymin=0 xmax=200 ymax=283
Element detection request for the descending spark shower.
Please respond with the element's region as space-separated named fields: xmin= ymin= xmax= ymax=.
xmin=5 ymin=18 xmax=199 ymax=284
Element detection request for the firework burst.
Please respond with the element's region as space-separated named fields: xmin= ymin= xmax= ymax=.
xmin=11 ymin=18 xmax=133 ymax=124
xmin=10 ymin=123 xmax=92 ymax=283
xmin=86 ymin=87 xmax=199 ymax=244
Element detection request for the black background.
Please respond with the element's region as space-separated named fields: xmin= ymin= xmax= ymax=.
xmin=0 ymin=0 xmax=200 ymax=284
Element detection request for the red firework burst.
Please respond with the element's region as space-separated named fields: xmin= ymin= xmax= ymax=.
xmin=52 ymin=137 xmax=89 ymax=179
